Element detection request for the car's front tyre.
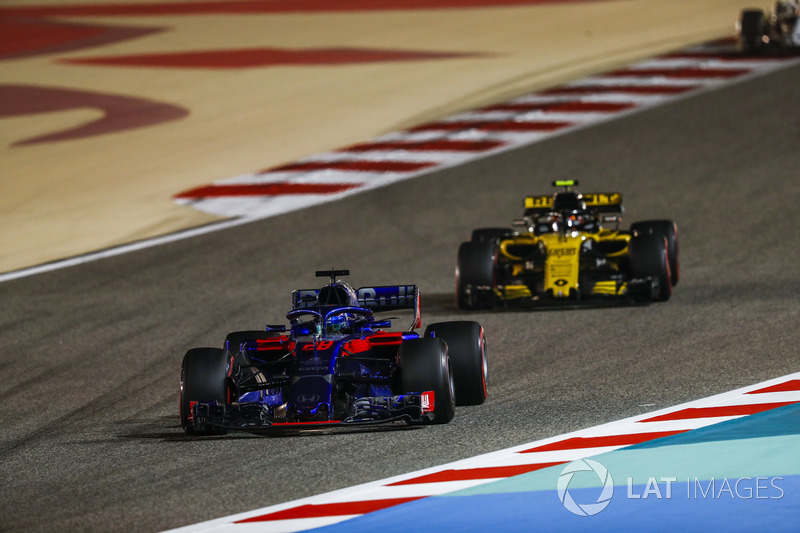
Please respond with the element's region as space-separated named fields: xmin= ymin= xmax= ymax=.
xmin=456 ymin=240 xmax=496 ymax=310
xmin=629 ymin=232 xmax=672 ymax=302
xmin=179 ymin=347 xmax=232 ymax=435
xmin=631 ymin=220 xmax=679 ymax=286
xmin=738 ymin=9 xmax=766 ymax=54
xmin=398 ymin=338 xmax=455 ymax=425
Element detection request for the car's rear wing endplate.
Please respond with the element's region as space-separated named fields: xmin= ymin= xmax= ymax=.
xmin=524 ymin=192 xmax=623 ymax=216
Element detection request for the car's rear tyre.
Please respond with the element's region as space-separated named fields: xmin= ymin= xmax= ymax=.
xmin=471 ymin=227 xmax=512 ymax=243
xmin=180 ymin=347 xmax=232 ymax=435
xmin=631 ymin=220 xmax=679 ymax=286
xmin=424 ymin=321 xmax=487 ymax=406
xmin=456 ymin=240 xmax=496 ymax=310
xmin=738 ymin=9 xmax=765 ymax=54
xmin=629 ymin=233 xmax=671 ymax=302
xmin=398 ymin=338 xmax=455 ymax=425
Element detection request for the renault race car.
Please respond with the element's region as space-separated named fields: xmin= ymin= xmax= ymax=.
xmin=456 ymin=181 xmax=678 ymax=310
xmin=737 ymin=2 xmax=800 ymax=53
xmin=180 ymin=270 xmax=488 ymax=435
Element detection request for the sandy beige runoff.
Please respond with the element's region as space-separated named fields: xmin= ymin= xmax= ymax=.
xmin=0 ymin=0 xmax=751 ymax=274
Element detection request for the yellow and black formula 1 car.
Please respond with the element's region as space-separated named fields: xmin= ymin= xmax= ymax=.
xmin=456 ymin=180 xmax=678 ymax=309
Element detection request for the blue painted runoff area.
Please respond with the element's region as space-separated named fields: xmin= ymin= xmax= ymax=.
xmin=310 ymin=402 xmax=800 ymax=532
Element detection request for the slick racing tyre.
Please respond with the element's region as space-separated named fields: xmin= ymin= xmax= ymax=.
xmin=398 ymin=338 xmax=455 ymax=425
xmin=471 ymin=227 xmax=512 ymax=243
xmin=180 ymin=347 xmax=232 ymax=435
xmin=456 ymin=240 xmax=496 ymax=310
xmin=629 ymin=232 xmax=671 ymax=302
xmin=738 ymin=9 xmax=765 ymax=54
xmin=424 ymin=321 xmax=487 ymax=406
xmin=631 ymin=220 xmax=679 ymax=286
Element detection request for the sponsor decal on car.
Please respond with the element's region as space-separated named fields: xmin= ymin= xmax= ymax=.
xmin=421 ymin=390 xmax=435 ymax=414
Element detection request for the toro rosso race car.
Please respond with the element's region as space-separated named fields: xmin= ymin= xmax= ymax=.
xmin=737 ymin=1 xmax=800 ymax=53
xmin=180 ymin=270 xmax=488 ymax=435
xmin=456 ymin=181 xmax=678 ymax=309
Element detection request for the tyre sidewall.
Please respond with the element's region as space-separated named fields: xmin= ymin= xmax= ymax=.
xmin=629 ymin=233 xmax=671 ymax=302
xmin=180 ymin=347 xmax=231 ymax=435
xmin=397 ymin=338 xmax=455 ymax=424
xmin=631 ymin=220 xmax=678 ymax=286
xmin=424 ymin=321 xmax=487 ymax=406
xmin=739 ymin=9 xmax=765 ymax=53
xmin=456 ymin=240 xmax=496 ymax=310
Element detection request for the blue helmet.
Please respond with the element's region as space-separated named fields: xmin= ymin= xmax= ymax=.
xmin=326 ymin=312 xmax=354 ymax=335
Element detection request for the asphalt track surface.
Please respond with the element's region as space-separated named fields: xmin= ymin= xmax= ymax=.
xmin=1 ymin=62 xmax=799 ymax=532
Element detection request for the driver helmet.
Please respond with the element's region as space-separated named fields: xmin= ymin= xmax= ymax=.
xmin=326 ymin=312 xmax=353 ymax=335
xmin=565 ymin=213 xmax=585 ymax=229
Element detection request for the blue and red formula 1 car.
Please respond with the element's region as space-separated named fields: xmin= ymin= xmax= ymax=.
xmin=180 ymin=270 xmax=488 ymax=435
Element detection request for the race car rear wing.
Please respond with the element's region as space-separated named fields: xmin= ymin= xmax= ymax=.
xmin=292 ymin=285 xmax=422 ymax=329
xmin=523 ymin=192 xmax=623 ymax=216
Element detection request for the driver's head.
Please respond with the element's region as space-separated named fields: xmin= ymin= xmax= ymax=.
xmin=553 ymin=191 xmax=589 ymax=230
xmin=326 ymin=313 xmax=352 ymax=335
xmin=565 ymin=213 xmax=585 ymax=229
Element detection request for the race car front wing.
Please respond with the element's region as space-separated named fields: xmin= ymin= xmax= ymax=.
xmin=467 ymin=276 xmax=659 ymax=307
xmin=191 ymin=392 xmax=435 ymax=431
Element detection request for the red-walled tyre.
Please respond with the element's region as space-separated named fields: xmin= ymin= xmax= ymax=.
xmin=629 ymin=233 xmax=671 ymax=302
xmin=631 ymin=220 xmax=679 ymax=286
